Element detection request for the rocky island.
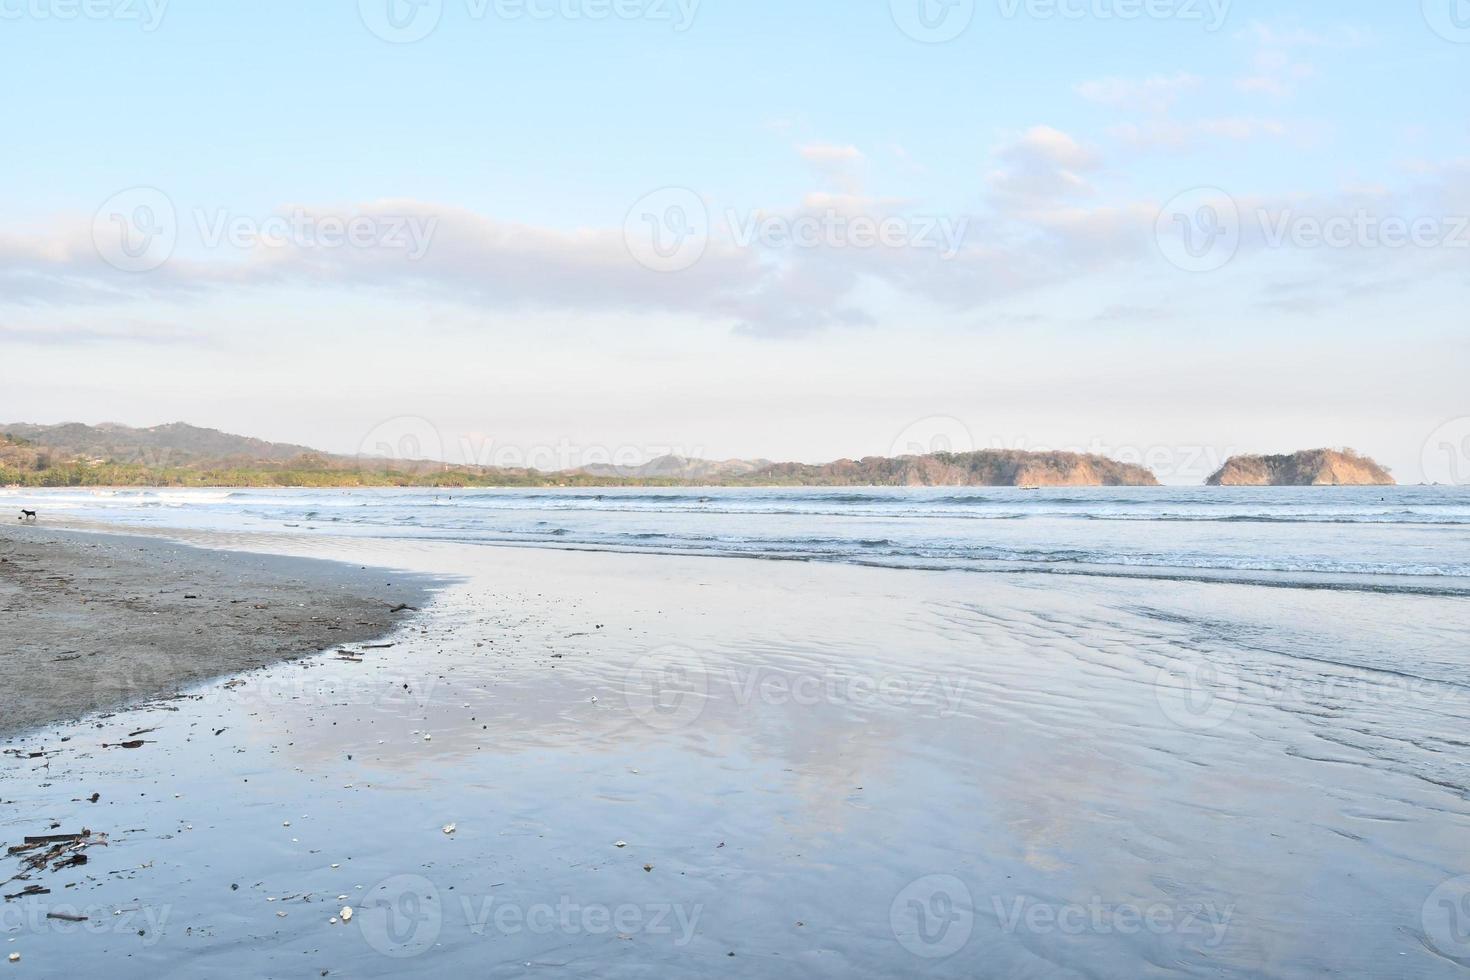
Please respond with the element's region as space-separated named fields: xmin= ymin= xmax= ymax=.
xmin=747 ymin=450 xmax=1160 ymax=487
xmin=1206 ymin=448 xmax=1395 ymax=486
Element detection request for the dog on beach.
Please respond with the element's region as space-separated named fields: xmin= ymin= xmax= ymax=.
xmin=19 ymin=509 xmax=37 ymax=523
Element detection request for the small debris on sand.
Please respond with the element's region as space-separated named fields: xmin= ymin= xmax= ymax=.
xmin=3 ymin=830 xmax=106 ymax=887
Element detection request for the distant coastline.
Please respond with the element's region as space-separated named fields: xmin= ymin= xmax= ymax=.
xmin=2 ymin=422 xmax=1398 ymax=489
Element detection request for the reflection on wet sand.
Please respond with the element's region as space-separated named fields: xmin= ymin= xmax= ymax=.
xmin=4 ymin=538 xmax=1470 ymax=978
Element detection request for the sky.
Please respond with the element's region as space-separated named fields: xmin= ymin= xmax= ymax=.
xmin=1 ymin=0 xmax=1468 ymax=483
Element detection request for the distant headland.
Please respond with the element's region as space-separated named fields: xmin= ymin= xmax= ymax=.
xmin=1206 ymin=449 xmax=1396 ymax=487
xmin=1 ymin=423 xmax=1396 ymax=489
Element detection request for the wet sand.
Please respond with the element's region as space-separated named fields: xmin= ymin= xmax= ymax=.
xmin=0 ymin=524 xmax=433 ymax=738
xmin=3 ymin=531 xmax=1470 ymax=977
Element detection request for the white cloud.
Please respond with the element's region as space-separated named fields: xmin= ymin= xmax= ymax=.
xmin=799 ymin=143 xmax=868 ymax=196
xmin=1111 ymin=116 xmax=1291 ymax=150
xmin=1235 ymin=49 xmax=1317 ymax=97
xmin=987 ymin=126 xmax=1100 ymax=207
xmin=1075 ymin=73 xmax=1201 ymax=113
xmin=5 ymin=148 xmax=1465 ymax=344
xmin=1231 ymin=18 xmax=1364 ymax=98
xmin=799 ymin=144 xmax=865 ymax=164
xmin=1237 ymin=21 xmax=1370 ymax=49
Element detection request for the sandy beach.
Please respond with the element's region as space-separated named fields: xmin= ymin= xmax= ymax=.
xmin=0 ymin=524 xmax=432 ymax=738
xmin=8 ymin=0 xmax=1467 ymax=974
xmin=3 ymin=520 xmax=1469 ymax=977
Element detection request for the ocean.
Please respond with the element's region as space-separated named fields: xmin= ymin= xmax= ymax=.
xmin=10 ymin=485 xmax=1470 ymax=592
xmin=5 ymin=487 xmax=1470 ymax=976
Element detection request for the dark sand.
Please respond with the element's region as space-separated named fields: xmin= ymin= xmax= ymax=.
xmin=0 ymin=523 xmax=434 ymax=738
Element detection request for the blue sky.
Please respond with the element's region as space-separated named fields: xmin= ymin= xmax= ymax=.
xmin=2 ymin=0 xmax=1468 ymax=481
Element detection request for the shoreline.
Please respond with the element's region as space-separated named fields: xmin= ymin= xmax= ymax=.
xmin=1 ymin=531 xmax=1465 ymax=975
xmin=0 ymin=522 xmax=438 ymax=739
